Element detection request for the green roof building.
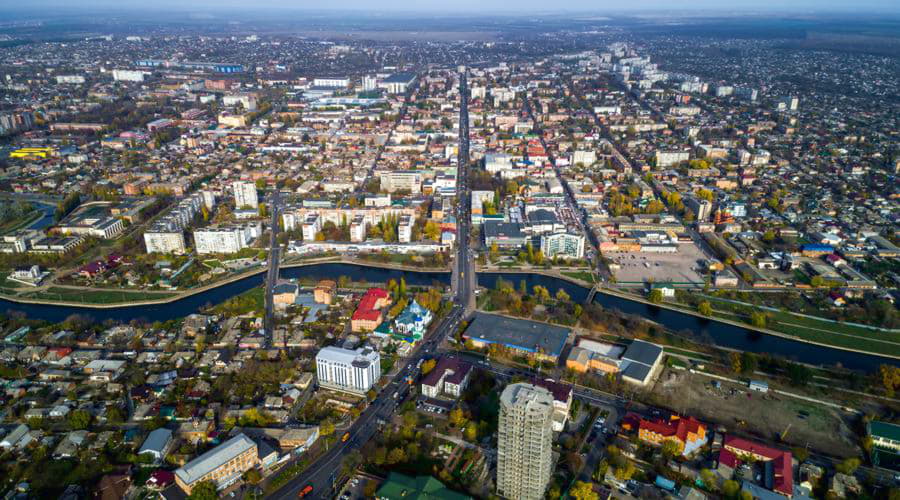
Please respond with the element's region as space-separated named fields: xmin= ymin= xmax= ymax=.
xmin=375 ymin=472 xmax=471 ymax=500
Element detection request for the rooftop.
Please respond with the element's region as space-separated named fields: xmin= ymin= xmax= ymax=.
xmin=464 ymin=312 xmax=569 ymax=358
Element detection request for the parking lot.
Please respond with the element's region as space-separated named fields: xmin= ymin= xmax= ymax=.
xmin=610 ymin=242 xmax=710 ymax=286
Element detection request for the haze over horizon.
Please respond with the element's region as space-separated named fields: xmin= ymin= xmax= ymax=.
xmin=4 ymin=0 xmax=900 ymax=15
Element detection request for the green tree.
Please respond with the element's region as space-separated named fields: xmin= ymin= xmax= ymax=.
xmin=648 ymin=289 xmax=664 ymax=304
xmin=698 ymin=300 xmax=713 ymax=317
xmin=464 ymin=425 xmax=477 ymax=442
xmin=68 ymin=409 xmax=92 ymax=430
xmin=750 ymin=311 xmax=767 ymax=328
xmin=556 ymin=288 xmax=571 ymax=302
xmin=661 ymin=439 xmax=681 ymax=459
xmin=187 ymin=481 xmax=218 ymax=500
xmin=722 ymin=480 xmax=740 ymax=498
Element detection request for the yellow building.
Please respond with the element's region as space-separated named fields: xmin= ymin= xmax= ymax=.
xmin=9 ymin=147 xmax=56 ymax=159
xmin=175 ymin=433 xmax=259 ymax=494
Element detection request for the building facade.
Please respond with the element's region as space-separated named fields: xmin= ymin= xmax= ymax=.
xmin=540 ymin=232 xmax=585 ymax=259
xmin=174 ymin=433 xmax=259 ymax=494
xmin=315 ymin=345 xmax=381 ymax=394
xmin=497 ymin=383 xmax=554 ymax=500
xmin=232 ymin=181 xmax=259 ymax=209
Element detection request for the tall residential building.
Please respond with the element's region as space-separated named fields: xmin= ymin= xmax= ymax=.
xmin=193 ymin=223 xmax=259 ymax=254
xmin=398 ymin=215 xmax=414 ymax=243
xmin=301 ymin=213 xmax=322 ymax=241
xmin=232 ymin=181 xmax=259 ymax=209
xmin=379 ymin=171 xmax=423 ymax=194
xmin=349 ymin=215 xmax=367 ymax=243
xmin=497 ymin=383 xmax=554 ymax=500
xmin=144 ymin=231 xmax=186 ymax=254
xmin=684 ymin=196 xmax=713 ymax=222
xmin=316 ymin=345 xmax=381 ymax=394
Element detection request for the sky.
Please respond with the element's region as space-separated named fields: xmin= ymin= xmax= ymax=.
xmin=5 ymin=0 xmax=900 ymax=13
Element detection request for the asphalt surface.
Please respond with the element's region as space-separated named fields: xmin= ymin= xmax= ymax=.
xmin=263 ymin=189 xmax=282 ymax=348
xmin=270 ymin=70 xmax=475 ymax=500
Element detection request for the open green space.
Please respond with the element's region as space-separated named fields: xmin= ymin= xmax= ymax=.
xmin=23 ymin=287 xmax=176 ymax=304
xmin=560 ymin=270 xmax=595 ymax=283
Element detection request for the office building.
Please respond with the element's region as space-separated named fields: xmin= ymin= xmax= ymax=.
xmin=315 ymin=345 xmax=381 ymax=394
xmin=497 ymin=383 xmax=554 ymax=500
xmin=232 ymin=181 xmax=259 ymax=209
xmin=174 ymin=433 xmax=259 ymax=494
xmin=421 ymin=357 xmax=473 ymax=399
xmin=540 ymin=232 xmax=585 ymax=259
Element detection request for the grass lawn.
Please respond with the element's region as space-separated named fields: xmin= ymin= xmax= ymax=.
xmin=0 ymin=210 xmax=42 ymax=235
xmin=561 ymin=270 xmax=595 ymax=283
xmin=25 ymin=287 xmax=176 ymax=304
xmin=663 ymin=347 xmax=714 ymax=361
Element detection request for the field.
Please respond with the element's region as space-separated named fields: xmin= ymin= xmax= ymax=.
xmin=22 ymin=287 xmax=176 ymax=304
xmin=561 ymin=270 xmax=595 ymax=284
xmin=610 ymin=242 xmax=709 ymax=286
xmin=653 ymin=368 xmax=859 ymax=458
xmin=702 ymin=296 xmax=900 ymax=358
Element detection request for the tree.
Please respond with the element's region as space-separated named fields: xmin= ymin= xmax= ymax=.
xmin=740 ymin=352 xmax=758 ymax=375
xmin=570 ymin=481 xmax=599 ymax=500
xmin=661 ymin=439 xmax=681 ymax=459
xmin=729 ymin=352 xmax=742 ymax=374
xmin=449 ymin=408 xmax=466 ymax=427
xmin=880 ymin=364 xmax=900 ymax=396
xmin=698 ymin=300 xmax=713 ymax=317
xmin=68 ymin=409 xmax=92 ymax=430
xmin=387 ymin=447 xmax=407 ymax=464
xmin=243 ymin=469 xmax=262 ymax=484
xmin=106 ymin=406 xmax=124 ymax=424
xmin=187 ymin=481 xmax=218 ymax=500
xmin=555 ymin=288 xmax=571 ymax=302
xmin=700 ymin=468 xmax=717 ymax=491
xmin=723 ymin=480 xmax=741 ymax=498
xmin=750 ymin=311 xmax=767 ymax=328
xmin=320 ymin=418 xmax=335 ymax=438
xmin=614 ymin=461 xmax=636 ymax=481
xmin=424 ymin=221 xmax=440 ymax=241
xmin=421 ymin=359 xmax=437 ymax=375
xmin=464 ymin=425 xmax=477 ymax=442
xmin=648 ymin=289 xmax=664 ymax=304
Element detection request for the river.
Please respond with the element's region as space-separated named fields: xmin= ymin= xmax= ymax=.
xmin=0 ymin=263 xmax=891 ymax=372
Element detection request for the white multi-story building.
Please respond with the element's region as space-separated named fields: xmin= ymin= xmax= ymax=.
xmin=655 ymin=150 xmax=690 ymax=168
xmin=777 ymin=96 xmax=799 ymax=111
xmin=313 ymin=77 xmax=350 ymax=88
xmin=112 ymin=69 xmax=146 ymax=82
xmin=540 ymin=232 xmax=585 ymax=259
xmin=497 ymin=383 xmax=554 ymax=500
xmin=379 ymin=171 xmax=422 ymax=194
xmin=222 ymin=93 xmax=258 ymax=111
xmin=301 ymin=213 xmax=322 ymax=241
xmin=232 ymin=181 xmax=259 ymax=209
xmin=315 ymin=345 xmax=381 ymax=394
xmin=56 ymin=75 xmax=85 ymax=84
xmin=362 ymin=75 xmax=377 ymax=91
xmin=349 ymin=215 xmax=366 ymax=243
xmin=398 ymin=215 xmax=414 ymax=243
xmin=193 ymin=223 xmax=258 ymax=255
xmin=144 ymin=231 xmax=186 ymax=254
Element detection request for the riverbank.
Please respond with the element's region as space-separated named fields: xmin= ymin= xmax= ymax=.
xmin=0 ymin=256 xmax=451 ymax=309
xmin=477 ymin=269 xmax=900 ymax=363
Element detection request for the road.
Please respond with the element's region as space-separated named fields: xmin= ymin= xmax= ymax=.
xmin=269 ymin=69 xmax=475 ymax=500
xmin=263 ymin=189 xmax=282 ymax=348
